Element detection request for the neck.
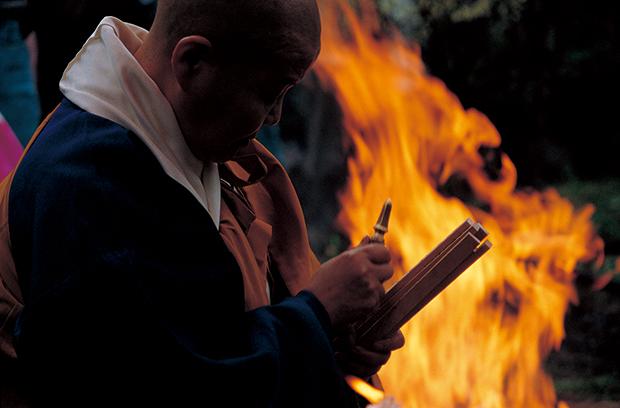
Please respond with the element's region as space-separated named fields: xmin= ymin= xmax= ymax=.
xmin=133 ymin=34 xmax=198 ymax=163
xmin=134 ymin=35 xmax=171 ymax=98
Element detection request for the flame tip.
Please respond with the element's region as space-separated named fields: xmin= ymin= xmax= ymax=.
xmin=345 ymin=375 xmax=385 ymax=405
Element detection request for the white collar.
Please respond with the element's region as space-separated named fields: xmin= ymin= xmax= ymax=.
xmin=60 ymin=17 xmax=221 ymax=227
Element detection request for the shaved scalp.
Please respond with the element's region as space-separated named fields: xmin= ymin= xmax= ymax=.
xmin=151 ymin=0 xmax=321 ymax=71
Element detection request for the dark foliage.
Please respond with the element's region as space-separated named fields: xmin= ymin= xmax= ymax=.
xmin=417 ymin=0 xmax=620 ymax=187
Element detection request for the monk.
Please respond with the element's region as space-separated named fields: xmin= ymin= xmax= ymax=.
xmin=0 ymin=0 xmax=404 ymax=406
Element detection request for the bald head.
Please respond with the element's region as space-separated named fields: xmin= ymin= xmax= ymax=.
xmin=135 ymin=0 xmax=322 ymax=163
xmin=151 ymin=0 xmax=321 ymax=72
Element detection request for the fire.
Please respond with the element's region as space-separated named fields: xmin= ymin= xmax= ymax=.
xmin=313 ymin=1 xmax=602 ymax=407
xmin=346 ymin=375 xmax=386 ymax=405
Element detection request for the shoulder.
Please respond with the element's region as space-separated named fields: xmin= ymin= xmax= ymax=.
xmin=22 ymin=99 xmax=160 ymax=178
xmin=11 ymin=99 xmax=169 ymax=206
xmin=8 ymin=99 xmax=214 ymax=247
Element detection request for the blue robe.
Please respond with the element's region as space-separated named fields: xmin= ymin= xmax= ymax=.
xmin=8 ymin=99 xmax=359 ymax=407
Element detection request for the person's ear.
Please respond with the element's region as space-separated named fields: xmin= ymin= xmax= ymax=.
xmin=170 ymin=36 xmax=213 ymax=92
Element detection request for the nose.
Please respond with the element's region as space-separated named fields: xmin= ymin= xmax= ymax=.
xmin=264 ymin=97 xmax=285 ymax=126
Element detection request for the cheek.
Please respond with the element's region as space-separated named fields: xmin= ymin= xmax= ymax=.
xmin=190 ymin=86 xmax=268 ymax=142
xmin=227 ymin=102 xmax=268 ymax=136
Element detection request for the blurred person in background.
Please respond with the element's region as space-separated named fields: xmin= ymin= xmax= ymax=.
xmin=0 ymin=114 xmax=25 ymax=408
xmin=0 ymin=112 xmax=23 ymax=180
xmin=0 ymin=0 xmax=40 ymax=146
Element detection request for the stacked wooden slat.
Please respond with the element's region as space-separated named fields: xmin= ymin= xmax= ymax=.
xmin=355 ymin=218 xmax=492 ymax=344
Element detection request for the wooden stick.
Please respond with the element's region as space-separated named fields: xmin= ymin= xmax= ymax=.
xmin=381 ymin=240 xmax=492 ymax=339
xmin=357 ymin=235 xmax=481 ymax=342
xmin=356 ymin=220 xmax=475 ymax=333
xmin=357 ymin=232 xmax=480 ymax=341
xmin=355 ymin=220 xmax=492 ymax=344
xmin=384 ymin=222 xmax=483 ymax=303
xmin=355 ymin=219 xmax=480 ymax=336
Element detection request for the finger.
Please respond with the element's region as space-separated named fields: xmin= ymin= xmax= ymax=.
xmin=360 ymin=244 xmax=391 ymax=264
xmin=348 ymin=346 xmax=391 ymax=367
xmin=370 ymin=263 xmax=394 ymax=283
xmin=358 ymin=236 xmax=371 ymax=246
xmin=368 ymin=331 xmax=405 ymax=353
xmin=333 ymin=331 xmax=356 ymax=351
xmin=336 ymin=349 xmax=388 ymax=378
xmin=339 ymin=361 xmax=380 ymax=379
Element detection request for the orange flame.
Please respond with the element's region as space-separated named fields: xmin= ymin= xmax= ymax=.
xmin=314 ymin=1 xmax=602 ymax=407
xmin=346 ymin=375 xmax=386 ymax=405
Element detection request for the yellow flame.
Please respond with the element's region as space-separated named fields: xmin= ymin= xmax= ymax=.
xmin=346 ymin=375 xmax=386 ymax=404
xmin=314 ymin=1 xmax=602 ymax=407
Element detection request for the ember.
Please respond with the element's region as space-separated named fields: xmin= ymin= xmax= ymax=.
xmin=314 ymin=0 xmax=602 ymax=406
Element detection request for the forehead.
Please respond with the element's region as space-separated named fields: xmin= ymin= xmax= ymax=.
xmin=272 ymin=24 xmax=321 ymax=72
xmin=214 ymin=0 xmax=321 ymax=78
xmin=278 ymin=45 xmax=320 ymax=79
xmin=240 ymin=32 xmax=318 ymax=84
xmin=256 ymin=0 xmax=321 ymax=69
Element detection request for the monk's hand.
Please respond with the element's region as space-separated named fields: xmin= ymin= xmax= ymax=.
xmin=306 ymin=244 xmax=393 ymax=330
xmin=335 ymin=330 xmax=405 ymax=378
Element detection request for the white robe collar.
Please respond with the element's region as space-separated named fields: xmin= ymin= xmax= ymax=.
xmin=60 ymin=17 xmax=221 ymax=227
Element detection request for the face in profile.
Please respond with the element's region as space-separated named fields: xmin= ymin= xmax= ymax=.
xmin=173 ymin=4 xmax=321 ymax=163
xmin=198 ymin=63 xmax=302 ymax=161
xmin=182 ymin=48 xmax=317 ymax=163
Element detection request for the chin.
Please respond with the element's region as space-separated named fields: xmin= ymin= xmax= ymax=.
xmin=200 ymin=137 xmax=254 ymax=163
xmin=231 ymin=137 xmax=253 ymax=154
xmin=213 ymin=146 xmax=246 ymax=163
